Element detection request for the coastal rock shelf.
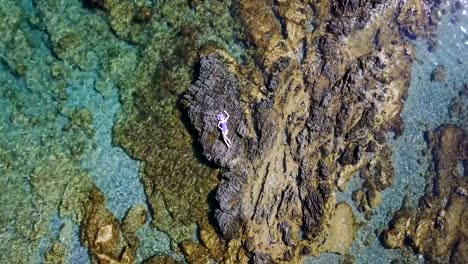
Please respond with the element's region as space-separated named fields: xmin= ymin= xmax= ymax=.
xmin=1 ymin=0 xmax=466 ymax=263
xmin=182 ymin=1 xmax=452 ymax=262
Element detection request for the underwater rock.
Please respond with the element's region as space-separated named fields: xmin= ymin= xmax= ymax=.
xmin=122 ymin=204 xmax=148 ymax=248
xmin=383 ymin=125 xmax=467 ymax=262
xmin=81 ymin=190 xmax=148 ymax=264
xmin=430 ymin=64 xmax=447 ymax=82
xmin=133 ymin=7 xmax=153 ymax=23
xmin=449 ymin=83 xmax=468 ymax=121
xmin=63 ymin=108 xmax=95 ymax=138
xmin=321 ymin=203 xmax=357 ymax=255
xmin=81 ymin=189 xmax=130 ymax=263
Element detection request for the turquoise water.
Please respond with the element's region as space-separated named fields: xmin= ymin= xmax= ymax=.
xmin=0 ymin=0 xmax=148 ymax=261
xmin=0 ymin=0 xmax=467 ymax=263
xmin=1 ymin=0 xmax=243 ymax=262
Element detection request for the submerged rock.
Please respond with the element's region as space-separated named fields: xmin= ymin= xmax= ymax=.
xmin=81 ymin=190 xmax=148 ymax=264
xmin=383 ymin=125 xmax=467 ymax=262
xmin=430 ymin=64 xmax=447 ymax=82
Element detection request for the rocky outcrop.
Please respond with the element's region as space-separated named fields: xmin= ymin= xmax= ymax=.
xmin=430 ymin=64 xmax=447 ymax=82
xmin=383 ymin=125 xmax=467 ymax=262
xmin=81 ymin=190 xmax=147 ymax=264
xmin=107 ymin=0 xmax=447 ymax=263
xmin=183 ymin=1 xmax=433 ymax=261
xmin=184 ymin=55 xmax=248 ymax=168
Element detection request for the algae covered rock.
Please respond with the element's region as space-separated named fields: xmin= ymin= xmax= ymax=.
xmin=383 ymin=125 xmax=467 ymax=262
xmin=430 ymin=64 xmax=447 ymax=82
xmin=81 ymin=190 xmax=148 ymax=264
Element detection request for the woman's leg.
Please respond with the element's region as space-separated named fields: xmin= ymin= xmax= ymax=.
xmin=223 ymin=135 xmax=231 ymax=148
xmin=224 ymin=130 xmax=232 ymax=144
xmin=223 ymin=130 xmax=231 ymax=148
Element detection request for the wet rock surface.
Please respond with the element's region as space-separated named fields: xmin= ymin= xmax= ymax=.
xmin=384 ymin=125 xmax=467 ymax=262
xmin=182 ymin=1 xmax=446 ymax=262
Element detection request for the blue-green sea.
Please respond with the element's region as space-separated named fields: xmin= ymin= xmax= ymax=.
xmin=0 ymin=0 xmax=467 ymax=263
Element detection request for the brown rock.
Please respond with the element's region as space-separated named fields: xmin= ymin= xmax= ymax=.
xmin=367 ymin=189 xmax=383 ymax=209
xmin=181 ymin=0 xmax=441 ymax=262
xmin=81 ymin=189 xmax=143 ymax=264
xmin=430 ymin=65 xmax=447 ymax=82
xmin=321 ymin=203 xmax=357 ymax=255
xmin=383 ymin=125 xmax=467 ymax=261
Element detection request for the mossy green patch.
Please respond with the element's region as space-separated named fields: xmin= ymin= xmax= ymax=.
xmin=111 ymin=0 xmax=246 ymax=244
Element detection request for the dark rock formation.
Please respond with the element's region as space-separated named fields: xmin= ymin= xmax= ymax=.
xmin=182 ymin=0 xmax=445 ymax=263
xmin=301 ymin=187 xmax=326 ymax=238
xmin=184 ymin=55 xmax=251 ymax=241
xmin=82 ymin=0 xmax=107 ymax=10
xmin=327 ymin=0 xmax=384 ymax=35
xmin=430 ymin=64 xmax=447 ymax=82
xmin=184 ymin=55 xmax=248 ymax=169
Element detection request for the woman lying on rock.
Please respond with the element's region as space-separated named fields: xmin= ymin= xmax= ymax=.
xmin=217 ymin=110 xmax=232 ymax=148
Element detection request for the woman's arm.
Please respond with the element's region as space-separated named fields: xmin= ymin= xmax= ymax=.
xmin=224 ymin=110 xmax=230 ymax=121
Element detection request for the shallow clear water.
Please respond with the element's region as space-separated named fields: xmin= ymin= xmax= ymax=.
xmin=0 ymin=0 xmax=146 ymax=261
xmin=0 ymin=0 xmax=467 ymax=263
